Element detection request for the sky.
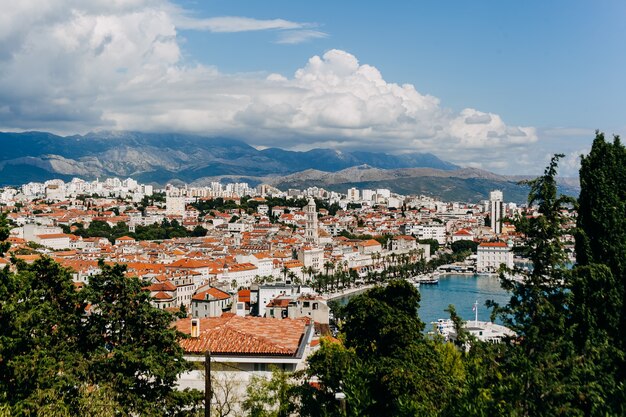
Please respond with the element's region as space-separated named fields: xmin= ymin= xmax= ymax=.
xmin=1 ymin=0 xmax=624 ymax=176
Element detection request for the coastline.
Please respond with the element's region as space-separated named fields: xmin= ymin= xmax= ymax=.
xmin=324 ymin=283 xmax=377 ymax=301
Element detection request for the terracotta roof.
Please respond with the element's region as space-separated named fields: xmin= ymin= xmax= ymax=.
xmin=167 ymin=259 xmax=212 ymax=268
xmin=153 ymin=291 xmax=175 ymax=300
xmin=267 ymin=298 xmax=291 ymax=308
xmin=37 ymin=233 xmax=70 ymax=239
xmin=192 ymin=287 xmax=231 ymax=301
xmin=176 ymin=316 xmax=308 ymax=356
xmin=479 ymin=242 xmax=509 ymax=248
xmin=454 ymin=229 xmax=473 ymax=236
xmin=146 ymin=281 xmax=177 ymax=292
xmin=359 ymin=239 xmax=381 ymax=247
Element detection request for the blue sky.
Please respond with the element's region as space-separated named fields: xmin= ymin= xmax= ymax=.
xmin=0 ymin=0 xmax=624 ymax=175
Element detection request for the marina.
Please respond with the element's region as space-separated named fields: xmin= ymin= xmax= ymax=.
xmin=335 ymin=273 xmax=511 ymax=327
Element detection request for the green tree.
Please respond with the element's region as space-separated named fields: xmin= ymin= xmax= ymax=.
xmin=243 ymin=367 xmax=296 ymax=417
xmin=82 ymin=262 xmax=201 ymax=415
xmin=569 ymin=131 xmax=626 ymax=414
xmin=0 ymin=224 xmax=202 ymax=416
xmin=487 ymin=155 xmax=578 ymax=416
xmin=450 ymin=239 xmax=478 ymax=254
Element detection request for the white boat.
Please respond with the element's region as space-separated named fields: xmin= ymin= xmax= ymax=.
xmin=411 ymin=273 xmax=439 ymax=284
xmin=432 ymin=301 xmax=515 ymax=345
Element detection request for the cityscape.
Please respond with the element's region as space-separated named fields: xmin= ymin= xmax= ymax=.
xmin=1 ymin=1 xmax=625 ymax=416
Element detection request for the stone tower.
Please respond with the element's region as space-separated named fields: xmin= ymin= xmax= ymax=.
xmin=304 ymin=197 xmax=319 ymax=245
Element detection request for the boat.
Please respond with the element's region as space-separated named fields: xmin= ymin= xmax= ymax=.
xmin=411 ymin=273 xmax=439 ymax=285
xmin=432 ymin=301 xmax=516 ymax=345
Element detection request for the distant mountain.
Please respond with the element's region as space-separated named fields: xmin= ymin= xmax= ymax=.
xmin=0 ymin=131 xmax=456 ymax=185
xmin=0 ymin=131 xmax=578 ymax=203
xmin=263 ymin=165 xmax=534 ymax=203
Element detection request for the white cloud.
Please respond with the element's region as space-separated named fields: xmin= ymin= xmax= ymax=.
xmin=175 ymin=16 xmax=306 ymax=33
xmin=276 ymin=30 xmax=329 ymax=44
xmin=0 ymin=1 xmax=546 ymax=173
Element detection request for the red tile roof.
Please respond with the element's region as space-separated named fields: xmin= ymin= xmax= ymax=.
xmin=192 ymin=287 xmax=231 ymax=301
xmin=479 ymin=242 xmax=509 ymax=248
xmin=176 ymin=316 xmax=308 ymax=356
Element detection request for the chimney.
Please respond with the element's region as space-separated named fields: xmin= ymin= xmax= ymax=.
xmin=191 ymin=318 xmax=200 ymax=338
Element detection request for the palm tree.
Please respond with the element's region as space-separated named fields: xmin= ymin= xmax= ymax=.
xmin=324 ymin=260 xmax=334 ymax=276
xmin=281 ymin=265 xmax=289 ymax=281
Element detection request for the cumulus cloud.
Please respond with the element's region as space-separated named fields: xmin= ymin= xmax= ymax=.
xmin=0 ymin=0 xmax=542 ymax=173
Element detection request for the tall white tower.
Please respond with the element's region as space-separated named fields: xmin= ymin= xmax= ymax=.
xmin=304 ymin=197 xmax=319 ymax=245
xmin=489 ymin=190 xmax=504 ymax=234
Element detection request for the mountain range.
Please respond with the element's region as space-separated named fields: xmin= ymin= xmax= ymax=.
xmin=0 ymin=131 xmax=578 ymax=202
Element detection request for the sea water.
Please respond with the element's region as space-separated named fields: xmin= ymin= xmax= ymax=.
xmin=335 ymin=274 xmax=510 ymax=327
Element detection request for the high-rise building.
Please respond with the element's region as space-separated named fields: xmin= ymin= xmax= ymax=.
xmin=489 ymin=190 xmax=504 ymax=234
xmin=304 ymin=197 xmax=319 ymax=245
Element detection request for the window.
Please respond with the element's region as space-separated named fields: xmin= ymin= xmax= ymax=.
xmin=313 ymin=303 xmax=318 ymax=310
xmin=254 ymin=363 xmax=267 ymax=372
xmin=303 ymin=301 xmax=310 ymax=308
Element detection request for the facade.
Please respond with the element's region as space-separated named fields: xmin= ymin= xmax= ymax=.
xmin=166 ymin=196 xmax=186 ymax=217
xmin=191 ymin=287 xmax=232 ymax=318
xmin=297 ymin=247 xmax=324 ymax=275
xmin=476 ymin=241 xmax=513 ymax=273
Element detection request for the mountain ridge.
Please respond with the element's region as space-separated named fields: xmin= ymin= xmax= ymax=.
xmin=0 ymin=131 xmax=579 ymax=202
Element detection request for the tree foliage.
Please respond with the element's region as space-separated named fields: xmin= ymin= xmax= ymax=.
xmin=0 ymin=229 xmax=202 ymax=416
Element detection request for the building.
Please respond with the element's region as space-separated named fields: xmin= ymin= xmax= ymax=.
xmin=489 ymin=190 xmax=504 ymax=235
xmin=297 ymin=247 xmax=324 ymax=276
xmin=166 ymin=196 xmax=186 ymax=217
xmin=476 ymin=241 xmax=513 ymax=273
xmin=191 ymin=287 xmax=232 ymax=318
xmin=175 ymin=315 xmax=314 ymax=403
xmin=304 ymin=198 xmax=318 ymax=245
xmin=266 ymin=294 xmax=330 ymax=324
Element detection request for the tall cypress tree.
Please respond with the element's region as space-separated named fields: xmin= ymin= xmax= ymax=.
xmin=574 ymin=131 xmax=626 ymax=345
xmin=570 ymin=131 xmax=626 ymax=415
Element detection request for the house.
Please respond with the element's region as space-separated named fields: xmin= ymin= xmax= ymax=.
xmin=175 ymin=315 xmax=314 ymax=396
xmin=114 ymin=235 xmax=136 ymax=246
xmin=266 ymin=294 xmax=330 ymax=324
xmin=191 ymin=287 xmax=232 ymax=318
xmin=34 ymin=233 xmax=71 ymax=250
xmin=452 ymin=229 xmax=475 ymax=243
xmin=357 ymin=239 xmax=382 ymax=255
xmin=476 ymin=241 xmax=513 ymax=273
xmin=390 ymin=235 xmax=417 ymax=252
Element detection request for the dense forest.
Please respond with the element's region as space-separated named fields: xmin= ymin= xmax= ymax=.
xmin=1 ymin=132 xmax=625 ymax=416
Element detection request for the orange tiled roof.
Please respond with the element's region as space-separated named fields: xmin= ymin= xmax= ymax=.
xmin=192 ymin=287 xmax=231 ymax=301
xmin=153 ymin=291 xmax=175 ymax=300
xmin=176 ymin=316 xmax=308 ymax=356
xmin=359 ymin=239 xmax=381 ymax=247
xmin=479 ymin=242 xmax=509 ymax=247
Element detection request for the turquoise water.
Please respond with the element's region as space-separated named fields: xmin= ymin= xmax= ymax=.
xmin=336 ymin=274 xmax=511 ymax=326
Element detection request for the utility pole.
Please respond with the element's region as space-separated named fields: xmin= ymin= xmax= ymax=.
xmin=205 ymin=350 xmax=211 ymax=417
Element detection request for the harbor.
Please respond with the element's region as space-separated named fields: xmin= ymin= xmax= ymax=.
xmin=334 ymin=273 xmax=510 ymax=326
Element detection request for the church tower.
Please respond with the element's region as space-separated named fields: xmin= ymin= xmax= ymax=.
xmin=304 ymin=197 xmax=319 ymax=245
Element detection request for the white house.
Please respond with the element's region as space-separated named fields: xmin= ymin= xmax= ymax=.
xmin=476 ymin=241 xmax=513 ymax=273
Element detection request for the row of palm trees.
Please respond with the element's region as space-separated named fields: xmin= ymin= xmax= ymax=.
xmin=253 ymin=247 xmax=434 ymax=293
